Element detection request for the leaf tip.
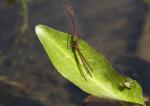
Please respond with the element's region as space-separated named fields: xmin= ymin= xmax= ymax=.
xmin=35 ymin=25 xmax=45 ymax=37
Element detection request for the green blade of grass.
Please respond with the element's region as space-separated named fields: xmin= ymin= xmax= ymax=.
xmin=35 ymin=24 xmax=144 ymax=105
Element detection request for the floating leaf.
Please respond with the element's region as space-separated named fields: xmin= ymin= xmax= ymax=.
xmin=35 ymin=25 xmax=144 ymax=105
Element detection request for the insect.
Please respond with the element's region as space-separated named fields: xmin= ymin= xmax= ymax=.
xmin=119 ymin=77 xmax=135 ymax=89
xmin=66 ymin=5 xmax=93 ymax=80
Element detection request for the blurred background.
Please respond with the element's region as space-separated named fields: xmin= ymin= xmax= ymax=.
xmin=0 ymin=0 xmax=150 ymax=106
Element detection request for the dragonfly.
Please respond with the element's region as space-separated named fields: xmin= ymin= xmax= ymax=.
xmin=66 ymin=5 xmax=93 ymax=80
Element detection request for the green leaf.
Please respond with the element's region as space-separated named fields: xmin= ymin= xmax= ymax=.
xmin=144 ymin=0 xmax=150 ymax=5
xmin=35 ymin=25 xmax=145 ymax=105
